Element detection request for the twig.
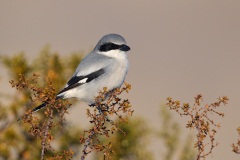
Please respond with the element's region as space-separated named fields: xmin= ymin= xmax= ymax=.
xmin=79 ymin=84 xmax=133 ymax=159
xmin=81 ymin=131 xmax=94 ymax=160
xmin=41 ymin=110 xmax=53 ymax=160
xmin=232 ymin=127 xmax=240 ymax=154
xmin=166 ymin=95 xmax=228 ymax=160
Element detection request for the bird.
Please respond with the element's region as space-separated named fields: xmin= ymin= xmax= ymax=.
xmin=31 ymin=33 xmax=131 ymax=113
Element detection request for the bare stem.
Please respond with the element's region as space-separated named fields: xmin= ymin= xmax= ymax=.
xmin=41 ymin=110 xmax=53 ymax=160
xmin=81 ymin=131 xmax=94 ymax=160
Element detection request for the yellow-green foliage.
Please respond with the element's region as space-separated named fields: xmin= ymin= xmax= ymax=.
xmin=158 ymin=107 xmax=195 ymax=160
xmin=94 ymin=118 xmax=153 ymax=160
xmin=0 ymin=46 xmax=147 ymax=160
xmin=0 ymin=46 xmax=83 ymax=159
xmin=1 ymin=46 xmax=220 ymax=160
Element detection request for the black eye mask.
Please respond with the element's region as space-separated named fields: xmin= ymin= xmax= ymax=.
xmin=99 ymin=43 xmax=130 ymax=52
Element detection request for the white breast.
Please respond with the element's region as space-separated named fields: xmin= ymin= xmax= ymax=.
xmin=61 ymin=50 xmax=129 ymax=104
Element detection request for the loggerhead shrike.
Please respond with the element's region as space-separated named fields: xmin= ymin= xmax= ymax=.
xmin=31 ymin=34 xmax=131 ymax=113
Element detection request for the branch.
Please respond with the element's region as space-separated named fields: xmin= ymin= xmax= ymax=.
xmin=79 ymin=83 xmax=133 ymax=159
xmin=41 ymin=110 xmax=53 ymax=160
xmin=232 ymin=127 xmax=240 ymax=154
xmin=166 ymin=95 xmax=228 ymax=160
xmin=81 ymin=131 xmax=94 ymax=160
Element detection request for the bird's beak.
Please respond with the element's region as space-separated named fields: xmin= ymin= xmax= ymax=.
xmin=120 ymin=44 xmax=131 ymax=52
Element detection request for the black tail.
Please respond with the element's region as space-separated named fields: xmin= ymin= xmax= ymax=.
xmin=32 ymin=95 xmax=63 ymax=113
xmin=32 ymin=102 xmax=48 ymax=113
xmin=17 ymin=102 xmax=47 ymax=121
xmin=17 ymin=96 xmax=63 ymax=121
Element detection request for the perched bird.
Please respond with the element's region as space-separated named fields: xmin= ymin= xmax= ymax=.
xmin=31 ymin=34 xmax=131 ymax=113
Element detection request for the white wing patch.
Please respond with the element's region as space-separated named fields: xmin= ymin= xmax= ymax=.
xmin=78 ymin=78 xmax=88 ymax=84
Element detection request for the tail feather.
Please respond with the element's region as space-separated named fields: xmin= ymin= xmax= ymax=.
xmin=32 ymin=102 xmax=47 ymax=113
xmin=17 ymin=102 xmax=47 ymax=121
xmin=17 ymin=96 xmax=62 ymax=121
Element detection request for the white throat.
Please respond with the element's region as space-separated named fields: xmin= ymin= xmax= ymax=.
xmin=98 ymin=50 xmax=128 ymax=60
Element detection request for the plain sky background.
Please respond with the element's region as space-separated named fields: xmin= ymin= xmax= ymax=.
xmin=1 ymin=1 xmax=240 ymax=159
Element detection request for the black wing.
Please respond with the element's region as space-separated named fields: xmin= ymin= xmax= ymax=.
xmin=57 ymin=68 xmax=105 ymax=95
xmin=18 ymin=69 xmax=105 ymax=120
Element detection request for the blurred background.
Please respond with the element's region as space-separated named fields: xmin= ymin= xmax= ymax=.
xmin=1 ymin=0 xmax=240 ymax=160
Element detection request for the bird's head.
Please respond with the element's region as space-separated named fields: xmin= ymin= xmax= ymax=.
xmin=94 ymin=34 xmax=131 ymax=58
